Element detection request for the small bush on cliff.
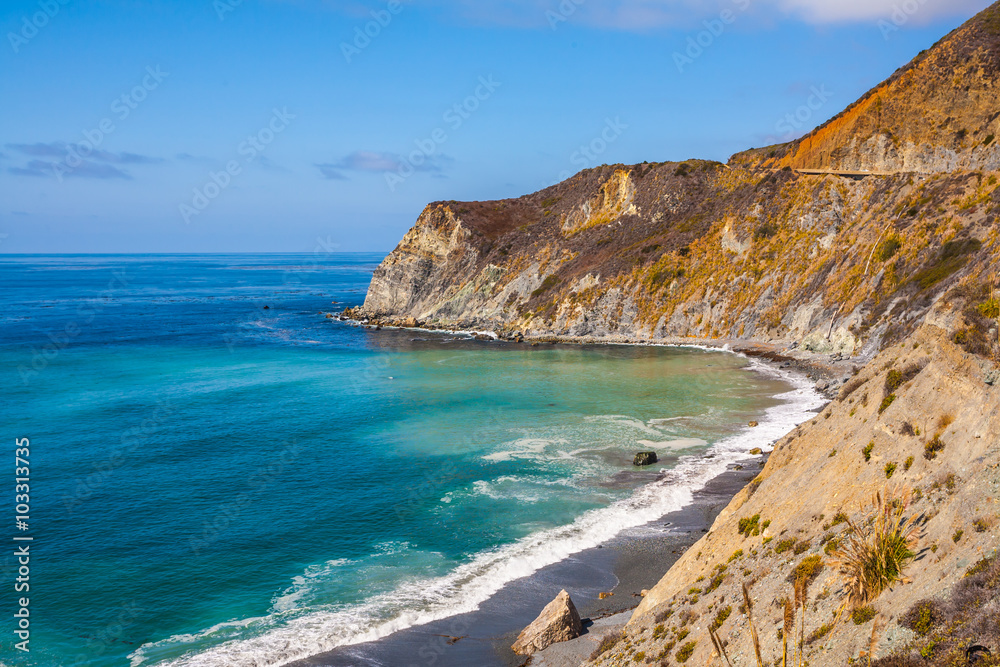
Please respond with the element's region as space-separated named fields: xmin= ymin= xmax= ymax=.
xmin=910 ymin=239 xmax=982 ymax=290
xmin=709 ymin=606 xmax=732 ymax=632
xmin=924 ymin=434 xmax=945 ymax=460
xmin=851 ymin=605 xmax=877 ymax=624
xmin=589 ymin=631 xmax=623 ymax=660
xmin=879 ymin=394 xmax=896 ymax=414
xmin=531 ymin=275 xmax=559 ymax=298
xmin=876 ymin=235 xmax=902 ymax=262
xmin=790 ymin=554 xmax=824 ymax=586
xmin=774 ymin=538 xmax=796 ymax=554
xmin=863 ymin=440 xmax=875 ymax=462
xmin=832 ymin=488 xmax=919 ymax=608
xmin=902 ymin=599 xmax=945 ymax=636
xmin=738 ymin=514 xmax=760 ymax=537
xmin=675 ymin=640 xmax=697 ymax=663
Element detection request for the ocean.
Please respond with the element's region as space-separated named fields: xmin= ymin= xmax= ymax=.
xmin=0 ymin=254 xmax=824 ymax=666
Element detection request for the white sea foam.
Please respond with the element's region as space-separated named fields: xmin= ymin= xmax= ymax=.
xmin=636 ymin=437 xmax=709 ymax=450
xmin=131 ymin=356 xmax=825 ymax=667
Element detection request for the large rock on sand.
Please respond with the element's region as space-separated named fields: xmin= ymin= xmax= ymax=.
xmin=511 ymin=589 xmax=583 ymax=655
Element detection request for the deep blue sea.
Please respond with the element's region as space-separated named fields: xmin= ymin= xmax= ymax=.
xmin=0 ymin=254 xmax=823 ymax=667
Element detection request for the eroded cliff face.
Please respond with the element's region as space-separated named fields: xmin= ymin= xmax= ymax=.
xmin=359 ymin=3 xmax=1000 ymax=352
xmin=361 ymin=162 xmax=999 ymax=360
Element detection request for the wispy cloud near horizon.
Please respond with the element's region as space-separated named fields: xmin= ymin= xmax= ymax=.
xmin=5 ymin=142 xmax=163 ymax=180
xmin=317 ymin=150 xmax=451 ymax=180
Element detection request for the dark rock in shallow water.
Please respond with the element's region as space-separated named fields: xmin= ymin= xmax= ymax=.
xmin=633 ymin=451 xmax=658 ymax=466
xmin=511 ymin=589 xmax=583 ymax=655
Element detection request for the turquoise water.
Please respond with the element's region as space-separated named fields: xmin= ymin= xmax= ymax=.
xmin=0 ymin=254 xmax=821 ymax=666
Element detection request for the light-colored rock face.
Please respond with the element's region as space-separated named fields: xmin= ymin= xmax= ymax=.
xmin=511 ymin=589 xmax=584 ymax=655
xmin=562 ymin=169 xmax=637 ymax=235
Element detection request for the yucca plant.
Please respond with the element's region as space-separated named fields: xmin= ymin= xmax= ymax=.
xmin=831 ymin=487 xmax=920 ymax=611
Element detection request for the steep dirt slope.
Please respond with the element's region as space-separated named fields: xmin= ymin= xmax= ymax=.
xmin=590 ymin=320 xmax=1000 ymax=665
xmin=769 ymin=4 xmax=1000 ymax=173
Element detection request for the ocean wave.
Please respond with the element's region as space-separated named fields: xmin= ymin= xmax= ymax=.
xmin=131 ymin=357 xmax=824 ymax=667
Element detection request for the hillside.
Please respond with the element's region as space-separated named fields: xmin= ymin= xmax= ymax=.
xmin=349 ymin=3 xmax=1000 ymax=664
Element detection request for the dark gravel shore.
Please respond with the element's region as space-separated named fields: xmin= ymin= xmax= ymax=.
xmin=289 ymin=461 xmax=759 ymax=667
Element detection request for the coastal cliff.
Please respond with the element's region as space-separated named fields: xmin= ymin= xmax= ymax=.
xmin=353 ymin=3 xmax=1000 ymax=664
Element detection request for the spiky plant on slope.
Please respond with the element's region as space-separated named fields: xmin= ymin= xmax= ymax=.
xmin=831 ymin=487 xmax=920 ymax=610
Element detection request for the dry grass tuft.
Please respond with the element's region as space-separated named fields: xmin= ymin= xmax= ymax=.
xmin=831 ymin=487 xmax=920 ymax=610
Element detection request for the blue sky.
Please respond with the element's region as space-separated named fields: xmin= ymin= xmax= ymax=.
xmin=0 ymin=0 xmax=989 ymax=253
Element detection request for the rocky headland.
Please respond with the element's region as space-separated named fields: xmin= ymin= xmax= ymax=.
xmin=345 ymin=3 xmax=1000 ymax=665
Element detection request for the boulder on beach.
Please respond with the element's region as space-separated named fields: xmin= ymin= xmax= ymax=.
xmin=511 ymin=589 xmax=583 ymax=655
xmin=748 ymin=420 xmax=759 ymax=427
xmin=633 ymin=451 xmax=658 ymax=466
xmin=749 ymin=447 xmax=763 ymax=455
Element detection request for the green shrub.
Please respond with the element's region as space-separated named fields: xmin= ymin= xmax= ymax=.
xmin=806 ymin=622 xmax=834 ymax=644
xmin=791 ymin=554 xmax=824 ymax=586
xmin=902 ymin=599 xmax=943 ymax=636
xmin=885 ymin=462 xmax=897 ymax=479
xmin=728 ymin=549 xmax=744 ymax=563
xmin=589 ymin=631 xmax=623 ymax=660
xmin=910 ymin=239 xmax=982 ymax=289
xmin=709 ymin=606 xmax=732 ymax=632
xmin=924 ymin=435 xmax=945 ymax=460
xmin=904 ymin=456 xmax=914 ymax=471
xmin=824 ymin=536 xmax=840 ymax=556
xmin=879 ymin=394 xmax=896 ymax=414
xmin=738 ymin=514 xmax=760 ymax=537
xmin=953 ymin=529 xmax=964 ymax=543
xmin=863 ymin=441 xmax=875 ymax=462
xmin=851 ymin=605 xmax=876 ymax=625
xmin=774 ymin=538 xmax=796 ymax=554
xmin=676 ymin=641 xmax=697 ymax=663
xmin=531 ymin=275 xmax=560 ymax=298
xmin=876 ymin=236 xmax=902 ymax=262
xmin=793 ymin=540 xmax=812 ymax=555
